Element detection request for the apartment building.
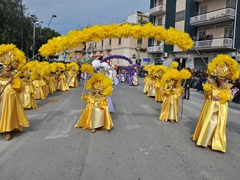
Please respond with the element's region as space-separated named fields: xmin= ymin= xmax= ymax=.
xmin=64 ymin=43 xmax=84 ymax=63
xmin=81 ymin=11 xmax=150 ymax=66
xmin=149 ymin=0 xmax=240 ymax=69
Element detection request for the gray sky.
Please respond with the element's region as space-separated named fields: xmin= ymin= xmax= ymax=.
xmin=23 ymin=0 xmax=150 ymax=35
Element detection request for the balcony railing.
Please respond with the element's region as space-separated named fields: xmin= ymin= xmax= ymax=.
xmin=150 ymin=5 xmax=166 ymax=16
xmin=74 ymin=48 xmax=86 ymax=53
xmin=136 ymin=44 xmax=147 ymax=50
xmin=148 ymin=45 xmax=164 ymax=53
xmin=86 ymin=47 xmax=97 ymax=53
xmin=190 ymin=8 xmax=235 ymax=26
xmin=194 ymin=38 xmax=233 ymax=49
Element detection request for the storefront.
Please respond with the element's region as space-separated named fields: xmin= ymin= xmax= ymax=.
xmin=194 ymin=58 xmax=208 ymax=70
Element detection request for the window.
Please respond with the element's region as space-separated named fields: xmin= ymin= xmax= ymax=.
xmin=159 ymin=0 xmax=163 ymax=5
xmin=109 ymin=38 xmax=112 ymax=45
xmin=156 ymin=40 xmax=162 ymax=46
xmin=137 ymin=38 xmax=142 ymax=44
xmin=118 ymin=38 xmax=121 ymax=45
xmin=175 ymin=10 xmax=185 ymax=22
xmin=157 ymin=18 xmax=162 ymax=25
xmin=101 ymin=40 xmax=104 ymax=47
xmin=226 ymin=0 xmax=236 ymax=8
xmin=198 ymin=31 xmax=206 ymax=40
xmin=89 ymin=42 xmax=93 ymax=47
xmin=224 ymin=27 xmax=234 ymax=38
xmin=200 ymin=6 xmax=207 ymax=14
xmin=94 ymin=42 xmax=97 ymax=47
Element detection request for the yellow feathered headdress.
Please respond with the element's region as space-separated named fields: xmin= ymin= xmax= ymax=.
xmin=160 ymin=69 xmax=182 ymax=88
xmin=66 ymin=62 xmax=79 ymax=71
xmin=0 ymin=44 xmax=26 ymax=70
xmin=144 ymin=64 xmax=153 ymax=72
xmin=57 ymin=62 xmax=66 ymax=71
xmin=169 ymin=61 xmax=179 ymax=69
xmin=154 ymin=65 xmax=167 ymax=78
xmin=208 ymin=54 xmax=239 ymax=80
xmin=86 ymin=73 xmax=113 ymax=96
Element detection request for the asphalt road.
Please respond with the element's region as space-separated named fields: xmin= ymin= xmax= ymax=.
xmin=0 ymin=78 xmax=240 ymax=180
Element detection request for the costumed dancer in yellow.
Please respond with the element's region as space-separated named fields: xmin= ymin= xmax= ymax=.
xmin=49 ymin=62 xmax=58 ymax=93
xmin=20 ymin=61 xmax=38 ymax=109
xmin=57 ymin=62 xmax=70 ymax=91
xmin=52 ymin=62 xmax=59 ymax=91
xmin=192 ymin=54 xmax=239 ymax=152
xmin=143 ymin=64 xmax=153 ymax=94
xmin=154 ymin=65 xmax=167 ymax=102
xmin=32 ymin=61 xmax=47 ymax=100
xmin=0 ymin=44 xmax=29 ymax=140
xmin=66 ymin=62 xmax=79 ymax=88
xmin=74 ymin=73 xmax=114 ymax=133
xmin=159 ymin=62 xmax=184 ymax=123
xmin=147 ymin=66 xmax=157 ymax=97
xmin=40 ymin=61 xmax=51 ymax=98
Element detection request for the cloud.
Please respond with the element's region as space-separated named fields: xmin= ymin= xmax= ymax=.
xmin=23 ymin=0 xmax=149 ymax=35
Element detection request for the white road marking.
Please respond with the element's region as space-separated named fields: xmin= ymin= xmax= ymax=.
xmin=122 ymin=106 xmax=140 ymax=130
xmin=27 ymin=113 xmax=48 ymax=120
xmin=126 ymin=124 xmax=140 ymax=130
xmin=44 ymin=110 xmax=78 ymax=140
xmin=141 ymin=104 xmax=159 ymax=114
xmin=69 ymin=109 xmax=82 ymax=116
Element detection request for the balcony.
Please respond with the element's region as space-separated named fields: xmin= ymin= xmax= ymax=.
xmin=190 ymin=8 xmax=235 ymax=26
xmin=150 ymin=5 xmax=166 ymax=16
xmin=74 ymin=48 xmax=86 ymax=53
xmin=105 ymin=45 xmax=112 ymax=51
xmin=86 ymin=47 xmax=97 ymax=53
xmin=136 ymin=44 xmax=147 ymax=50
xmin=194 ymin=38 xmax=233 ymax=50
xmin=148 ymin=45 xmax=164 ymax=54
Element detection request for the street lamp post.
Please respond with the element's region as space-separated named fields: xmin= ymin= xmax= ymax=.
xmin=32 ymin=22 xmax=36 ymax=57
xmin=31 ymin=15 xmax=38 ymax=57
xmin=20 ymin=0 xmax=23 ymax=50
xmin=47 ymin=15 xmax=57 ymax=28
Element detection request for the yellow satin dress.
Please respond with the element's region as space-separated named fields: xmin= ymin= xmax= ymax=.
xmin=58 ymin=73 xmax=70 ymax=91
xmin=192 ymin=86 xmax=232 ymax=152
xmin=54 ymin=74 xmax=59 ymax=91
xmin=143 ymin=75 xmax=149 ymax=94
xmin=67 ymin=70 xmax=78 ymax=88
xmin=48 ymin=75 xmax=56 ymax=94
xmin=132 ymin=72 xmax=139 ymax=86
xmin=33 ymin=78 xmax=46 ymax=100
xmin=0 ymin=78 xmax=29 ymax=133
xmin=159 ymin=87 xmax=182 ymax=122
xmin=74 ymin=93 xmax=114 ymax=131
xmin=147 ymin=78 xmax=156 ymax=97
xmin=20 ymin=78 xmax=38 ymax=109
xmin=154 ymin=80 xmax=163 ymax=102
xmin=42 ymin=78 xmax=49 ymax=98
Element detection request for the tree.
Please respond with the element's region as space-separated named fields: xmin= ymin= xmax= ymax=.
xmin=0 ymin=0 xmax=61 ymax=58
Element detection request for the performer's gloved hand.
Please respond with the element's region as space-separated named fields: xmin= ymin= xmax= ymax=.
xmin=212 ymin=96 xmax=220 ymax=101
